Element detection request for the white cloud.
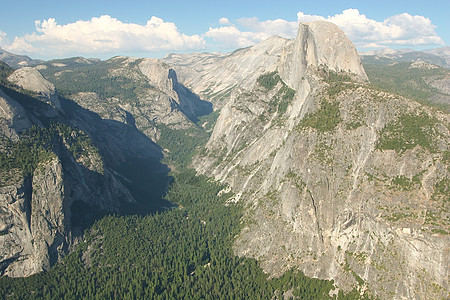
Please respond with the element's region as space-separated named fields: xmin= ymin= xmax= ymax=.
xmin=237 ymin=17 xmax=298 ymax=38
xmin=219 ymin=17 xmax=231 ymax=25
xmin=205 ymin=25 xmax=270 ymax=49
xmin=296 ymin=12 xmax=324 ymax=23
xmin=206 ymin=9 xmax=444 ymax=51
xmin=205 ymin=17 xmax=297 ymax=49
xmin=313 ymin=9 xmax=444 ymax=48
xmin=2 ymin=15 xmax=205 ymax=58
xmin=0 ymin=30 xmax=6 ymax=42
xmin=1 ymin=10 xmax=444 ymax=58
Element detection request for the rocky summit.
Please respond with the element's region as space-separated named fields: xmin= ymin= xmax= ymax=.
xmin=0 ymin=20 xmax=448 ymax=299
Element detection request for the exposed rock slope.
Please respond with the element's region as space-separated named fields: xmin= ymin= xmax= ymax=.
xmin=163 ymin=36 xmax=290 ymax=108
xmin=0 ymin=63 xmax=170 ymax=277
xmin=193 ymin=21 xmax=449 ymax=299
xmin=8 ymin=67 xmax=62 ymax=111
xmin=0 ymin=48 xmax=42 ymax=69
xmin=37 ymin=56 xmax=212 ymax=141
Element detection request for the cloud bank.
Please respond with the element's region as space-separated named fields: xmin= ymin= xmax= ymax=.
xmin=207 ymin=9 xmax=444 ymax=49
xmin=1 ymin=15 xmax=205 ymax=58
xmin=0 ymin=9 xmax=444 ymax=59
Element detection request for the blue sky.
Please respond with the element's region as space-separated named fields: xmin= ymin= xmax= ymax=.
xmin=0 ymin=0 xmax=448 ymax=60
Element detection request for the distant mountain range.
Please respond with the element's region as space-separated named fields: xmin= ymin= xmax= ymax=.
xmin=0 ymin=48 xmax=43 ymax=69
xmin=360 ymin=46 xmax=450 ymax=68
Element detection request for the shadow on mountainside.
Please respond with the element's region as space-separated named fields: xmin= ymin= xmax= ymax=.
xmin=1 ymin=84 xmax=173 ymax=234
xmin=58 ymin=96 xmax=174 ymax=231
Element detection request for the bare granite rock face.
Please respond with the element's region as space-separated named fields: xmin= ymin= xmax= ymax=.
xmin=193 ymin=21 xmax=449 ymax=299
xmin=163 ymin=36 xmax=290 ymax=108
xmin=8 ymin=67 xmax=62 ymax=111
xmin=0 ymin=156 xmax=67 ymax=276
xmin=52 ymin=56 xmax=212 ymax=142
xmin=425 ymin=74 xmax=450 ymax=106
xmin=279 ymin=21 xmax=368 ymax=90
xmin=0 ymin=88 xmax=33 ymax=141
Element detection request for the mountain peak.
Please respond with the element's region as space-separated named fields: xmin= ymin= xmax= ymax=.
xmin=279 ymin=21 xmax=368 ymax=89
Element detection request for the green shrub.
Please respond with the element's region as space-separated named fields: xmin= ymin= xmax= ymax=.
xmin=0 ymin=123 xmax=99 ymax=182
xmin=257 ymin=71 xmax=281 ymax=90
xmin=376 ymin=113 xmax=438 ymax=153
xmin=298 ymin=99 xmax=342 ymax=132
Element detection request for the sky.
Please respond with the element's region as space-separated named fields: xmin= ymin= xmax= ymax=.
xmin=0 ymin=0 xmax=448 ymax=60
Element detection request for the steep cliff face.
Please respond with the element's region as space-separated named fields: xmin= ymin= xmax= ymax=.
xmin=0 ymin=88 xmax=33 ymax=141
xmin=0 ymin=156 xmax=67 ymax=277
xmin=0 ymin=62 xmax=170 ymax=277
xmin=279 ymin=21 xmax=368 ymax=90
xmin=7 ymin=67 xmax=62 ymax=111
xmin=163 ymin=36 xmax=290 ymax=108
xmin=36 ymin=56 xmax=211 ymax=142
xmin=194 ymin=21 xmax=449 ymax=299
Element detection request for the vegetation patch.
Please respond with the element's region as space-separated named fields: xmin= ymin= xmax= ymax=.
xmin=298 ymin=99 xmax=342 ymax=132
xmin=285 ymin=170 xmax=306 ymax=191
xmin=0 ymin=61 xmax=14 ymax=85
xmin=38 ymin=58 xmax=152 ymax=101
xmin=376 ymin=112 xmax=439 ymax=153
xmin=346 ymin=121 xmax=364 ymax=130
xmin=257 ymin=71 xmax=296 ymax=115
xmin=257 ymin=71 xmax=281 ymax=91
xmin=269 ymin=85 xmax=295 ymax=115
xmin=327 ymin=82 xmax=355 ymax=98
xmin=390 ymin=174 xmax=422 ymax=191
xmin=313 ymin=141 xmax=335 ymax=165
xmin=197 ymin=110 xmax=220 ymax=132
xmin=363 ymin=61 xmax=449 ymax=110
xmin=431 ymin=178 xmax=449 ymax=203
xmin=157 ymin=124 xmax=210 ymax=168
xmin=320 ymin=68 xmax=353 ymax=84
xmin=0 ymin=123 xmax=100 ymax=183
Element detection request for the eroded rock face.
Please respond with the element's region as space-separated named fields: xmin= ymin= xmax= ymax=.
xmin=8 ymin=67 xmax=62 ymax=111
xmin=279 ymin=21 xmax=368 ymax=90
xmin=0 ymin=89 xmax=33 ymax=140
xmin=163 ymin=36 xmax=290 ymax=108
xmin=0 ymin=157 xmax=68 ymax=276
xmin=194 ymin=21 xmax=449 ymax=299
xmin=0 ymin=64 xmax=169 ymax=276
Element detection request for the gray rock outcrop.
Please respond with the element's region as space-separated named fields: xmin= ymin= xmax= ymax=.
xmin=8 ymin=67 xmax=62 ymax=111
xmin=0 ymin=88 xmax=33 ymax=140
xmin=0 ymin=157 xmax=67 ymax=276
xmin=279 ymin=21 xmax=368 ymax=90
xmin=193 ymin=21 xmax=449 ymax=299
